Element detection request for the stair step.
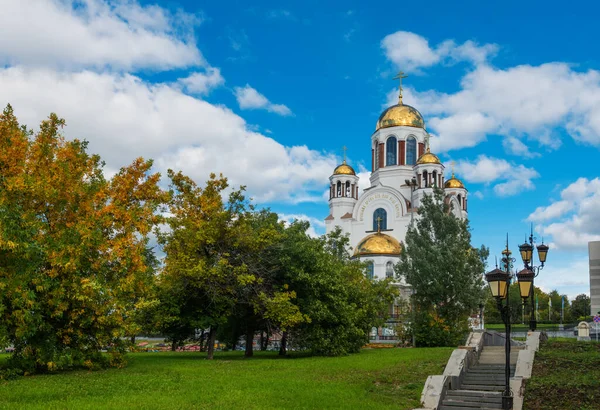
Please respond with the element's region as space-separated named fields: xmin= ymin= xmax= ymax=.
xmin=447 ymin=390 xmax=503 ymax=398
xmin=441 ymin=399 xmax=503 ymax=409
xmin=440 ymin=406 xmax=503 ymax=410
xmin=461 ymin=380 xmax=506 ymax=386
xmin=443 ymin=395 xmax=502 ymax=404
xmin=460 ymin=384 xmax=506 ymax=391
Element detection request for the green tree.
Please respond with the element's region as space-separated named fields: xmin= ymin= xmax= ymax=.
xmin=0 ymin=105 xmax=167 ymax=374
xmin=395 ymin=187 xmax=488 ymax=347
xmin=284 ymin=225 xmax=397 ymax=356
xmin=571 ymin=294 xmax=591 ymax=320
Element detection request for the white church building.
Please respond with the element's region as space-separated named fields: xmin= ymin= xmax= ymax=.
xmin=324 ymin=84 xmax=468 ymax=339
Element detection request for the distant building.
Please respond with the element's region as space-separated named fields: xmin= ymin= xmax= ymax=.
xmin=589 ymin=241 xmax=600 ymax=316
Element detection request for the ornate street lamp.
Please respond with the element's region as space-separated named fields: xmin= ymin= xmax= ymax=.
xmin=517 ymin=226 xmax=550 ymax=331
xmin=484 ymin=238 xmax=514 ymax=410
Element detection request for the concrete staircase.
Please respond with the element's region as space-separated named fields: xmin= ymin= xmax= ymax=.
xmin=439 ymin=346 xmax=522 ymax=410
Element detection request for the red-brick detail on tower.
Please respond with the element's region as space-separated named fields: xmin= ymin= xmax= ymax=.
xmin=399 ymin=140 xmax=406 ymax=166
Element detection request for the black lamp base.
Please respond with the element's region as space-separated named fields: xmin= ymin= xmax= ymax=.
xmin=502 ymin=394 xmax=513 ymax=409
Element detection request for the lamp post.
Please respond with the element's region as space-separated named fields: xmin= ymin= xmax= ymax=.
xmin=517 ymin=226 xmax=550 ymax=332
xmin=484 ymin=240 xmax=515 ymax=410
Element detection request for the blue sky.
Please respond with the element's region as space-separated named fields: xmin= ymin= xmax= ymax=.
xmin=1 ymin=0 xmax=599 ymax=299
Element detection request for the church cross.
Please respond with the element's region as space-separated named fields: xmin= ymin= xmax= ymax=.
xmin=342 ymin=145 xmax=347 ymax=163
xmin=424 ymin=133 xmax=430 ymax=150
xmin=393 ymin=71 xmax=408 ymax=104
xmin=451 ymin=160 xmax=456 ymax=177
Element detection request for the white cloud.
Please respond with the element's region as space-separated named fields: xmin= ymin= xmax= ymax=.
xmin=234 ymin=85 xmax=293 ymax=116
xmin=382 ymin=32 xmax=600 ymax=153
xmin=0 ymin=67 xmax=333 ymax=204
xmin=381 ymin=31 xmax=497 ymax=73
xmin=527 ymin=200 xmax=573 ymax=222
xmin=453 ymin=155 xmax=539 ymax=196
xmin=528 ymin=177 xmax=600 ymax=250
xmin=279 ymin=213 xmax=326 ymax=238
xmin=535 ymin=258 xmax=590 ymax=301
xmin=0 ymin=0 xmax=202 ymax=71
xmin=502 ymin=137 xmax=540 ymax=158
xmin=178 ymin=68 xmax=224 ymax=95
xmin=404 ymin=63 xmax=600 ymax=152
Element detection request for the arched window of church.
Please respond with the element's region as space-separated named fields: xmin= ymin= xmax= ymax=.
xmin=365 ymin=261 xmax=374 ymax=280
xmin=345 ymin=181 xmax=350 ymax=197
xmin=432 ymin=170 xmax=437 ymax=187
xmin=406 ymin=136 xmax=417 ymax=165
xmin=336 ymin=181 xmax=341 ymax=196
xmin=386 ymin=136 xmax=397 ymax=166
xmin=423 ymin=170 xmax=428 ymax=188
xmin=386 ymin=261 xmax=394 ymax=279
xmin=373 ymin=208 xmax=387 ymax=231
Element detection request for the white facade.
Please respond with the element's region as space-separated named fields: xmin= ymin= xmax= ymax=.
xmin=589 ymin=241 xmax=600 ymax=316
xmin=325 ymin=99 xmax=468 ymax=285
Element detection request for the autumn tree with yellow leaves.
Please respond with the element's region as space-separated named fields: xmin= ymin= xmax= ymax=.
xmin=0 ymin=105 xmax=167 ymax=374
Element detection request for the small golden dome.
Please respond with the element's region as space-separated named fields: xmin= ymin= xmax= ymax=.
xmin=376 ymin=103 xmax=425 ymax=131
xmin=333 ymin=160 xmax=356 ymax=175
xmin=445 ymin=174 xmax=465 ymax=189
xmin=416 ymin=148 xmax=441 ymax=165
xmin=353 ymin=232 xmax=402 ymax=257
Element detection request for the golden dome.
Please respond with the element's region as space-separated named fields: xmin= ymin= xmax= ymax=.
xmin=416 ymin=147 xmax=441 ymax=165
xmin=445 ymin=174 xmax=465 ymax=189
xmin=333 ymin=160 xmax=356 ymax=175
xmin=353 ymin=232 xmax=402 ymax=257
xmin=376 ymin=103 xmax=425 ymax=131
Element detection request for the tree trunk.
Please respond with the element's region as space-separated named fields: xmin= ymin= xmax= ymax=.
xmin=199 ymin=329 xmax=205 ymax=352
xmin=245 ymin=325 xmax=254 ymax=357
xmin=279 ymin=331 xmax=287 ymax=356
xmin=130 ymin=335 xmax=136 ymax=345
xmin=207 ymin=326 xmax=217 ymax=360
xmin=260 ymin=330 xmax=269 ymax=351
xmin=171 ymin=340 xmax=177 ymax=351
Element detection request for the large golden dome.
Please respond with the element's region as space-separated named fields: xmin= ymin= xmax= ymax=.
xmin=353 ymin=232 xmax=402 ymax=257
xmin=376 ymin=103 xmax=425 ymax=131
xmin=333 ymin=160 xmax=356 ymax=175
xmin=445 ymin=174 xmax=465 ymax=189
xmin=416 ymin=147 xmax=441 ymax=165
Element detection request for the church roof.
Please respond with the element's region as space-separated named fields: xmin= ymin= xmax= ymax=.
xmin=353 ymin=232 xmax=402 ymax=257
xmin=444 ymin=173 xmax=466 ymax=189
xmin=376 ymin=103 xmax=425 ymax=131
xmin=333 ymin=160 xmax=356 ymax=175
xmin=416 ymin=147 xmax=441 ymax=165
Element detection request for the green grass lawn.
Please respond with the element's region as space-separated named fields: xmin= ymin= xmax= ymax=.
xmin=524 ymin=339 xmax=600 ymax=410
xmin=0 ymin=348 xmax=452 ymax=410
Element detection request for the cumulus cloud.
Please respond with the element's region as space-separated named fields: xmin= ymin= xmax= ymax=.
xmin=502 ymin=137 xmax=540 ymax=158
xmin=279 ymin=213 xmax=326 ymax=238
xmin=0 ymin=0 xmax=202 ymax=71
xmin=0 ymin=67 xmax=332 ymax=203
xmin=381 ymin=31 xmax=497 ymax=72
xmin=382 ymin=31 xmax=600 ymax=153
xmin=453 ymin=155 xmax=540 ymax=196
xmin=178 ymin=67 xmax=224 ymax=95
xmin=234 ymin=85 xmax=293 ymax=116
xmin=527 ymin=177 xmax=600 ymax=250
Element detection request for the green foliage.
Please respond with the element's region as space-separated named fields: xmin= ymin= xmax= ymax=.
xmin=0 ymin=105 xmax=166 ymax=374
xmin=571 ymin=294 xmax=591 ymax=320
xmin=287 ymin=226 xmax=398 ymax=355
xmin=395 ymin=187 xmax=488 ymax=347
